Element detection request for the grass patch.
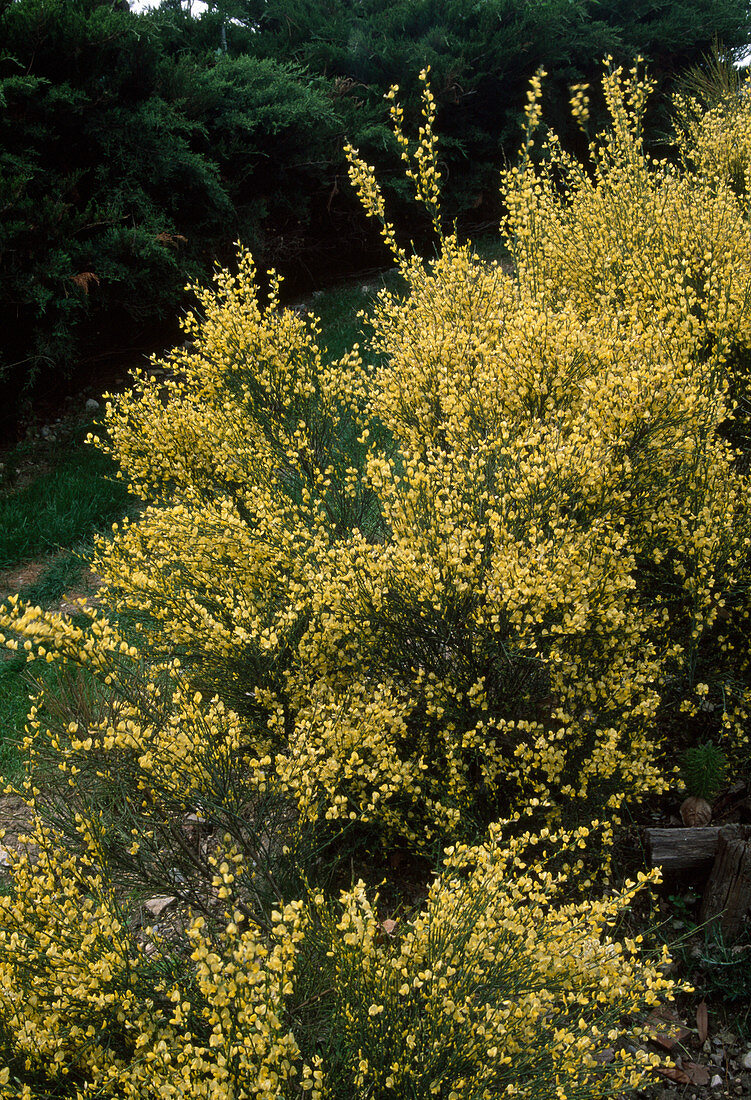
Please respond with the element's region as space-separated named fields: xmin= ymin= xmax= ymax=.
xmin=0 ymin=655 xmax=32 ymax=779
xmin=0 ymin=416 xmax=135 ymax=776
xmin=305 ymin=269 xmax=404 ymax=364
xmin=0 ymin=419 xmax=133 ymax=570
xmin=18 ymin=548 xmax=92 ymax=606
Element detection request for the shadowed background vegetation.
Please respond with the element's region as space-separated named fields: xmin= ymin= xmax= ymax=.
xmin=1 ymin=0 xmax=749 ymax=433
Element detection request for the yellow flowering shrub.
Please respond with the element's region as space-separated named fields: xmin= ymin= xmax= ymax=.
xmin=0 ymin=818 xmax=672 ymax=1099
xmin=4 ymin=69 xmax=751 ymax=855
xmin=500 ymin=62 xmax=751 ymax=765
xmin=504 ymin=64 xmax=751 ymax=360
xmin=0 ymin=599 xmax=311 ymax=922
xmin=1 ymin=64 xmax=734 ymax=1099
xmin=673 ymin=65 xmax=751 ymax=199
xmin=310 ymin=828 xmax=672 ymax=1100
xmin=0 ymin=825 xmax=310 ymax=1100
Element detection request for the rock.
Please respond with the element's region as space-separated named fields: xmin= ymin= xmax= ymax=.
xmin=85 ymin=398 xmax=100 ymax=412
xmin=742 ymin=1051 xmax=751 ymax=1070
xmin=716 ymin=1032 xmax=736 ymax=1045
xmin=711 ymin=1074 xmax=723 ymax=1087
xmin=143 ymin=896 xmax=176 ymax=919
xmin=680 ymin=795 xmax=712 ymax=826
xmin=0 ymin=847 xmax=10 ymax=867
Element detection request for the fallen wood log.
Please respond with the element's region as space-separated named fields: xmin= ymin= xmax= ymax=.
xmin=699 ymin=825 xmax=751 ymax=940
xmin=646 ymin=826 xmax=722 ymax=873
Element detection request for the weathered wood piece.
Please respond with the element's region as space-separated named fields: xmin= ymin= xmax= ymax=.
xmin=646 ymin=827 xmax=722 ymax=873
xmin=699 ymin=825 xmax=751 ymax=940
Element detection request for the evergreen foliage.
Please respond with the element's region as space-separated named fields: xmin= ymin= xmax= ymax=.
xmin=0 ymin=0 xmax=220 ymax=406
xmin=680 ymin=742 xmax=727 ymax=800
xmin=236 ymin=0 xmax=751 ymax=216
xmin=0 ymin=0 xmax=339 ymax=422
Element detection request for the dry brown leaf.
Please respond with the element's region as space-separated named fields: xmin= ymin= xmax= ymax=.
xmin=646 ymin=1006 xmax=691 ymax=1050
xmin=155 ymin=232 xmax=188 ymax=248
xmin=696 ymin=1000 xmax=709 ymax=1043
xmin=655 ymin=1067 xmax=691 ymax=1084
xmin=680 ymin=796 xmax=712 ymax=825
xmin=381 ymin=919 xmax=397 ymax=936
xmin=70 ymin=271 xmax=100 ymax=294
xmin=683 ymin=1061 xmax=711 ymax=1086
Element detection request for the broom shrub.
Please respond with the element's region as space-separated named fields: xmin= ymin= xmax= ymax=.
xmin=2 ymin=61 xmax=750 ymax=1097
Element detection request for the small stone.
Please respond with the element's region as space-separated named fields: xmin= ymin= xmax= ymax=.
xmin=711 ymin=1075 xmax=723 ymax=1088
xmin=143 ymin=896 xmax=176 ymax=919
xmin=680 ymin=795 xmax=712 ymax=825
xmin=0 ymin=847 xmax=10 ymax=868
xmin=742 ymin=1051 xmax=751 ymax=1070
xmin=85 ymin=398 xmax=100 ymax=412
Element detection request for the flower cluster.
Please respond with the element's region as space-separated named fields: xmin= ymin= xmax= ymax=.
xmin=0 ymin=821 xmax=671 ymax=1099
xmin=0 ymin=827 xmax=314 ymax=1099
xmin=317 ymin=829 xmax=672 ymax=1099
